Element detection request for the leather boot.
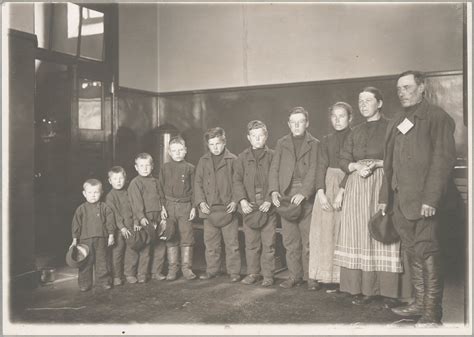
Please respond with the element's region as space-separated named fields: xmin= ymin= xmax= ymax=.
xmin=166 ymin=246 xmax=180 ymax=281
xmin=416 ymin=254 xmax=443 ymax=326
xmin=181 ymin=246 xmax=197 ymax=280
xmin=392 ymin=253 xmax=424 ymax=317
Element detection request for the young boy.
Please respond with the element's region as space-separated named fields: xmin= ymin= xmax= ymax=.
xmin=105 ymin=166 xmax=134 ymax=286
xmin=70 ymin=179 xmax=115 ymax=291
xmin=233 ymin=120 xmax=276 ymax=287
xmin=194 ymin=127 xmax=241 ymax=282
xmin=158 ymin=136 xmax=197 ymax=281
xmin=268 ymin=107 xmax=319 ymax=289
xmin=128 ymin=153 xmax=163 ymax=283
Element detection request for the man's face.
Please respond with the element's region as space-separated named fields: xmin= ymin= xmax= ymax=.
xmin=397 ymin=74 xmax=425 ymax=108
xmin=247 ymin=128 xmax=268 ymax=149
xmin=208 ymin=137 xmax=226 ymax=156
xmin=288 ymin=113 xmax=308 ymax=137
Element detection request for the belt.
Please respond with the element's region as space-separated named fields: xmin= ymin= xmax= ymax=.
xmin=165 ymin=195 xmax=192 ymax=203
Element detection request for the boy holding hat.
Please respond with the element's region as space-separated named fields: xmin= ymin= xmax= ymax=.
xmin=70 ymin=179 xmax=115 ymax=291
xmin=158 ymin=136 xmax=197 ymax=281
xmin=233 ymin=120 xmax=276 ymax=287
xmin=194 ymin=127 xmax=241 ymax=282
xmin=268 ymin=107 xmax=319 ymax=289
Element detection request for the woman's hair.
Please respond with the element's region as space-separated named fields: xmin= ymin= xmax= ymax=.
xmin=361 ymin=86 xmax=383 ymax=102
xmin=328 ymin=102 xmax=353 ymax=118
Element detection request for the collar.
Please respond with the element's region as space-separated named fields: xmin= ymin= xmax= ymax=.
xmin=408 ymin=99 xmax=428 ymax=120
xmin=202 ymin=148 xmax=234 ymax=160
xmin=244 ymin=146 xmax=269 ymax=161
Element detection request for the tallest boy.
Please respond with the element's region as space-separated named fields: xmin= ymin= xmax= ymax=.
xmin=269 ymin=107 xmax=319 ymax=289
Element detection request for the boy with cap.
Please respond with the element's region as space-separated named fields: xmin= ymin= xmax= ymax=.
xmin=233 ymin=120 xmax=276 ymax=287
xmin=128 ymin=153 xmax=164 ymax=283
xmin=70 ymin=179 xmax=115 ymax=291
xmin=158 ymin=136 xmax=197 ymax=281
xmin=194 ymin=127 xmax=241 ymax=282
xmin=105 ymin=166 xmax=135 ymax=285
xmin=268 ymin=107 xmax=319 ymax=289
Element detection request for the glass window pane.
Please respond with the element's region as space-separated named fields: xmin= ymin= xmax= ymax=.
xmin=50 ymin=3 xmax=80 ymax=55
xmin=78 ymin=79 xmax=103 ymax=130
xmin=79 ymin=8 xmax=104 ymax=61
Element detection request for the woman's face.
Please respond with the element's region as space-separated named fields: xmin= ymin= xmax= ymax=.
xmin=358 ymin=91 xmax=382 ymax=120
xmin=330 ymin=107 xmax=351 ymax=131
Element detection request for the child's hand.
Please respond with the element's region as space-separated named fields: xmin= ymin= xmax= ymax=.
xmin=259 ymin=201 xmax=271 ymax=213
xmin=199 ymin=202 xmax=211 ymax=215
xmin=226 ymin=201 xmax=237 ymax=214
xmin=69 ymin=238 xmax=78 ymax=249
xmin=332 ymin=188 xmax=345 ymax=211
xmin=317 ymin=189 xmax=333 ymax=212
xmin=121 ymin=227 xmax=132 ymax=239
xmin=108 ymin=234 xmax=115 ymax=247
xmin=188 ymin=207 xmax=196 ymax=221
xmin=161 ymin=207 xmax=168 ymax=220
xmin=240 ymin=199 xmax=253 ymax=214
xmin=134 ymin=224 xmax=142 ymax=231
xmin=140 ymin=217 xmax=149 ymax=226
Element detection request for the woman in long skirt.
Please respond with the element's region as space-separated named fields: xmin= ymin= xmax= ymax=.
xmin=308 ymin=102 xmax=352 ymax=292
xmin=333 ymin=87 xmax=412 ymax=305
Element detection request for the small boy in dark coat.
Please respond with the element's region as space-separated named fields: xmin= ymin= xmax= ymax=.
xmin=70 ymin=179 xmax=115 ymax=291
xmin=194 ymin=127 xmax=241 ymax=282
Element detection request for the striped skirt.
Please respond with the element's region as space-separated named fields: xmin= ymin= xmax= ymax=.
xmin=308 ymin=167 xmax=345 ymax=283
xmin=334 ymin=167 xmax=402 ymax=273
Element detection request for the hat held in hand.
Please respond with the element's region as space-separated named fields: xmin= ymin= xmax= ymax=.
xmin=66 ymin=244 xmax=90 ymax=268
xmin=275 ymin=195 xmax=303 ymax=222
xmin=126 ymin=229 xmax=149 ymax=252
xmin=208 ymin=204 xmax=233 ymax=228
xmin=244 ymin=207 xmax=269 ymax=229
xmin=368 ymin=210 xmax=400 ymax=244
xmin=158 ymin=218 xmax=177 ymax=241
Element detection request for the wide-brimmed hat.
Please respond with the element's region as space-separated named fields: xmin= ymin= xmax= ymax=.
xmin=208 ymin=204 xmax=233 ymax=228
xmin=158 ymin=218 xmax=177 ymax=241
xmin=275 ymin=196 xmax=303 ymax=222
xmin=126 ymin=229 xmax=149 ymax=251
xmin=145 ymin=220 xmax=159 ymax=244
xmin=368 ymin=210 xmax=400 ymax=244
xmin=244 ymin=209 xmax=269 ymax=229
xmin=65 ymin=244 xmax=90 ymax=268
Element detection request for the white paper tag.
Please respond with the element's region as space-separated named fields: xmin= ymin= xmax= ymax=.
xmin=397 ymin=118 xmax=414 ymax=134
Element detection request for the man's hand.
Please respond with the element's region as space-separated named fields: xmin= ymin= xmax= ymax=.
xmin=332 ymin=188 xmax=345 ymax=211
xmin=259 ymin=201 xmax=271 ymax=213
xmin=421 ymin=204 xmax=436 ymax=217
xmin=107 ymin=234 xmax=115 ymax=247
xmin=134 ymin=224 xmax=142 ymax=231
xmin=377 ymin=203 xmax=387 ymax=216
xmin=161 ymin=207 xmax=168 ymax=220
xmin=317 ymin=189 xmax=333 ymax=211
xmin=188 ymin=207 xmax=196 ymax=221
xmin=271 ymin=191 xmax=282 ymax=207
xmin=200 ymin=202 xmax=211 ymax=215
xmin=140 ymin=217 xmax=149 ymax=226
xmin=121 ymin=227 xmax=132 ymax=239
xmin=69 ymin=238 xmax=78 ymax=249
xmin=240 ymin=199 xmax=253 ymax=214
xmin=291 ymin=193 xmax=306 ymax=206
xmin=226 ymin=201 xmax=237 ymax=214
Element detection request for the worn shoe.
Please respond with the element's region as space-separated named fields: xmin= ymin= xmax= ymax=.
xmin=351 ymin=295 xmax=373 ymax=305
xmin=199 ymin=272 xmax=217 ymax=280
xmin=241 ymin=274 xmax=261 ymax=285
xmin=182 ymin=268 xmax=197 ymax=280
xmin=325 ymin=283 xmax=340 ymax=293
xmin=113 ymin=278 xmax=123 ymax=286
xmin=102 ymin=284 xmax=112 ymax=290
xmin=230 ymin=274 xmax=241 ymax=282
xmin=261 ymin=278 xmax=274 ymax=287
xmin=279 ymin=277 xmax=304 ymax=289
xmin=152 ymin=273 xmax=167 ymax=281
xmin=382 ymin=297 xmax=403 ymax=309
xmin=137 ymin=275 xmax=148 ymax=283
xmin=307 ymin=279 xmax=322 ymax=291
xmin=126 ymin=276 xmax=138 ymax=284
xmin=166 ymin=270 xmax=179 ymax=281
xmin=79 ymin=286 xmax=91 ymax=292
xmin=391 ymin=302 xmax=423 ymax=316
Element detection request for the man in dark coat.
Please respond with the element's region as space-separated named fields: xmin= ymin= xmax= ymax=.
xmin=268 ymin=107 xmax=319 ymax=288
xmin=379 ymin=70 xmax=456 ymax=326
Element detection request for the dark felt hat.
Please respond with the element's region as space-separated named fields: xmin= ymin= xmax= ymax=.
xmin=126 ymin=229 xmax=149 ymax=251
xmin=208 ymin=204 xmax=234 ymax=228
xmin=368 ymin=210 xmax=400 ymax=244
xmin=158 ymin=218 xmax=177 ymax=241
xmin=244 ymin=209 xmax=268 ymax=229
xmin=275 ymin=196 xmax=303 ymax=222
xmin=65 ymin=244 xmax=90 ymax=268
xmin=145 ymin=220 xmax=158 ymax=244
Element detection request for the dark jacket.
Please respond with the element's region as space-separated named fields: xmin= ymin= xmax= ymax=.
xmin=268 ymin=132 xmax=319 ymax=199
xmin=128 ymin=175 xmax=163 ymax=222
xmin=71 ymin=201 xmax=115 ymax=240
xmin=233 ymin=146 xmax=274 ymax=204
xmin=105 ymin=189 xmax=134 ymax=230
xmin=194 ymin=148 xmax=237 ymax=214
xmin=379 ymin=99 xmax=456 ymax=220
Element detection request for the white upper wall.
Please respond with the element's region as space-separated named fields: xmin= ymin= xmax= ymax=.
xmin=157 ymin=3 xmax=464 ymax=92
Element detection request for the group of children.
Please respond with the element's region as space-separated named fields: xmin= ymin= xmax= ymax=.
xmin=70 ymin=106 xmax=349 ymax=292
